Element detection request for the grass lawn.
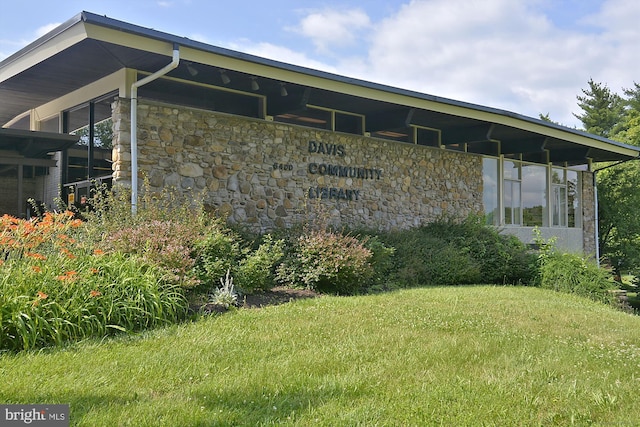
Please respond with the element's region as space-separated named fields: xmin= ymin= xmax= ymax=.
xmin=2 ymin=286 xmax=640 ymax=426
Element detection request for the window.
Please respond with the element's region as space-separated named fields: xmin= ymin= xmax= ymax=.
xmin=484 ymin=158 xmax=581 ymax=228
xmin=521 ymin=164 xmax=547 ymax=226
xmin=503 ymin=160 xmax=521 ymax=225
xmin=567 ymin=170 xmax=579 ymax=227
xmin=552 ymin=168 xmax=567 ymax=226
xmin=63 ymin=95 xmax=114 ymax=183
xmin=482 ymin=157 xmax=499 ymax=225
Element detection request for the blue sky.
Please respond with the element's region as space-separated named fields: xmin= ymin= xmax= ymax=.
xmin=1 ymin=0 xmax=639 ymax=128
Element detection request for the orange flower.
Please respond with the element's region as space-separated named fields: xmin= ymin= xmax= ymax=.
xmin=93 ymin=249 xmax=105 ymax=256
xmin=25 ymin=252 xmax=47 ymax=261
xmin=56 ymin=270 xmax=78 ymax=282
xmin=89 ymin=290 xmax=102 ymax=298
xmin=89 ymin=267 xmax=100 ymax=274
xmin=37 ymin=291 xmax=48 ymax=299
xmin=60 ymin=248 xmax=76 ymax=259
xmin=31 ymin=266 xmax=42 ymax=273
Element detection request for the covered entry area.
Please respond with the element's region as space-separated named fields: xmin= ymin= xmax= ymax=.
xmin=0 ymin=128 xmax=78 ymax=217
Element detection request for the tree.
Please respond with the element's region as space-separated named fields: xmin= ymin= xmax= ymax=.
xmin=74 ymin=119 xmax=114 ymax=149
xmin=574 ymin=79 xmax=625 ymax=138
xmin=596 ymin=162 xmax=640 ymax=276
xmin=574 ymin=80 xmax=640 ymax=276
xmin=615 ymin=82 xmax=640 ymax=146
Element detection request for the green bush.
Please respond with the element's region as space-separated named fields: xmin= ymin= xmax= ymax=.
xmin=535 ymin=234 xmax=615 ymax=304
xmin=192 ymin=225 xmax=244 ymax=291
xmin=277 ymin=229 xmax=374 ymax=295
xmin=379 ymin=216 xmax=537 ymax=287
xmin=360 ymin=235 xmax=396 ymax=291
xmin=235 ymin=234 xmax=285 ymax=293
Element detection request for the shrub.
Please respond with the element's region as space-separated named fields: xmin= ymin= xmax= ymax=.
xmin=535 ymin=232 xmax=615 ymax=304
xmin=379 ymin=216 xmax=537 ymax=287
xmin=277 ymin=229 xmax=374 ymax=295
xmin=360 ymin=235 xmax=396 ymax=291
xmin=105 ymin=219 xmax=201 ymax=287
xmin=192 ymin=225 xmax=244 ymax=291
xmin=235 ymin=234 xmax=285 ymax=293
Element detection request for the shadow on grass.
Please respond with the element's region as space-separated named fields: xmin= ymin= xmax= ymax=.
xmin=189 ymin=382 xmax=363 ymax=425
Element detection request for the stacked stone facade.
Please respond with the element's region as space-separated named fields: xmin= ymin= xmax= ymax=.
xmin=581 ymin=171 xmax=597 ymax=256
xmin=110 ymin=97 xmax=597 ymax=254
xmin=112 ymin=98 xmax=484 ymax=232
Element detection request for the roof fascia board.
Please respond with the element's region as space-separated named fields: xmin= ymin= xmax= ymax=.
xmin=0 ymin=20 xmax=88 ymax=83
xmin=0 ymin=128 xmax=79 ymax=144
xmin=0 ymin=157 xmax=58 ymax=167
xmin=83 ymin=22 xmax=180 ymax=58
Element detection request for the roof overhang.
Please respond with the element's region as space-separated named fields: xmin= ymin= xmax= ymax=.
xmin=0 ymin=128 xmax=78 ymax=167
xmin=1 ymin=11 xmax=638 ymax=166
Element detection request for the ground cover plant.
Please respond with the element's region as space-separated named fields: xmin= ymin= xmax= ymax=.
xmin=2 ymin=287 xmax=640 ymax=426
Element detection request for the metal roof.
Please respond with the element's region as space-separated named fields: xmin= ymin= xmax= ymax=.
xmin=1 ymin=11 xmax=638 ymax=164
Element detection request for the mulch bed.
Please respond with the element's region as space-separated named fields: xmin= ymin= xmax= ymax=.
xmin=240 ymin=286 xmax=320 ymax=308
xmin=195 ymin=286 xmax=320 ymax=314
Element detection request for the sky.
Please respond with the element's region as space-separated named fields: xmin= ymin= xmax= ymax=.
xmin=1 ymin=0 xmax=639 ymax=129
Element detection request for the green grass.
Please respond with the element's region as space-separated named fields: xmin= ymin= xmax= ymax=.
xmin=2 ymin=286 xmax=640 ymax=426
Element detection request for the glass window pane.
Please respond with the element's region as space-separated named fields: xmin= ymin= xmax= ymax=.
xmin=551 ymin=167 xmax=565 ymax=184
xmin=504 ymin=180 xmax=521 ymax=225
xmin=483 ymin=158 xmax=499 ymax=225
xmin=553 ymin=185 xmax=567 ymax=226
xmin=503 ymin=160 xmax=520 ymax=180
xmin=567 ymin=170 xmax=579 ymax=227
xmin=522 ymin=164 xmax=547 ymax=226
xmin=513 ymin=182 xmax=521 ymax=225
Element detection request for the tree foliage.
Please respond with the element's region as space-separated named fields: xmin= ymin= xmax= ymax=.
xmin=574 ymin=79 xmax=625 ymax=138
xmin=574 ymin=79 xmax=640 ymax=275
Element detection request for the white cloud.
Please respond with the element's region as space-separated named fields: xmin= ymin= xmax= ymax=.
xmin=340 ymin=0 xmax=640 ymax=128
xmin=190 ymin=0 xmax=640 ymax=130
xmin=293 ymin=8 xmax=371 ymax=54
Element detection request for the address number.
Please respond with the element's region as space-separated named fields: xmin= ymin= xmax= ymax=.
xmin=273 ymin=163 xmax=293 ymax=171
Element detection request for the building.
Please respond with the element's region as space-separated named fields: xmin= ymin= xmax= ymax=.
xmin=1 ymin=11 xmax=638 ymax=254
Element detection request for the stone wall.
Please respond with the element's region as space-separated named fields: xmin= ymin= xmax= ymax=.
xmin=112 ymin=98 xmax=484 ymax=232
xmin=581 ymin=171 xmax=597 ymax=257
